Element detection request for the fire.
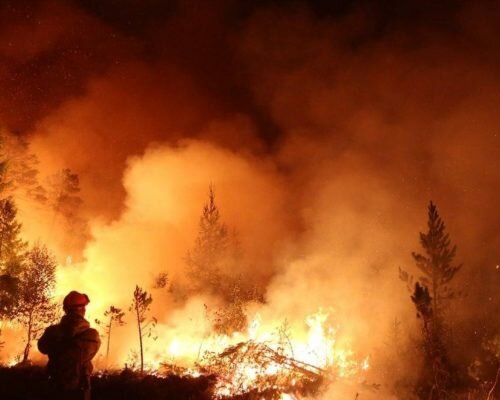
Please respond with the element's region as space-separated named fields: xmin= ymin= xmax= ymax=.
xmin=51 ymin=306 xmax=366 ymax=397
xmin=117 ymin=308 xmax=368 ymax=397
xmin=196 ymin=309 xmax=368 ymax=397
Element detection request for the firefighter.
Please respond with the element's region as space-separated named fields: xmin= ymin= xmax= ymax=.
xmin=38 ymin=291 xmax=101 ymax=400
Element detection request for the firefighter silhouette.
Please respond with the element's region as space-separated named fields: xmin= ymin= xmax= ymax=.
xmin=38 ymin=291 xmax=101 ymax=400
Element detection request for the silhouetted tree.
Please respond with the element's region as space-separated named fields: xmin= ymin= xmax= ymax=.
xmin=0 ymin=198 xmax=27 ymax=318
xmin=0 ymin=159 xmax=10 ymax=194
xmin=152 ymin=271 xmax=169 ymax=290
xmin=48 ymin=168 xmax=81 ymax=219
xmin=412 ymin=201 xmax=462 ymax=322
xmin=186 ymin=187 xmax=264 ymax=335
xmin=0 ymin=130 xmax=46 ymax=202
xmin=47 ymin=168 xmax=89 ymax=257
xmin=411 ymin=282 xmax=451 ymax=399
xmin=211 ymin=297 xmax=247 ymax=336
xmin=130 ymin=285 xmax=156 ymax=374
xmin=406 ymin=202 xmax=461 ymax=399
xmin=14 ymin=244 xmax=58 ymax=363
xmin=0 ymin=273 xmax=20 ymax=319
xmin=96 ymin=306 xmax=126 ymax=368
xmin=186 ymin=185 xmax=229 ymax=293
xmin=0 ymin=198 xmax=26 ymax=272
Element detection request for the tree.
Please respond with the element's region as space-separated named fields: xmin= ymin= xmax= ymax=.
xmin=404 ymin=202 xmax=462 ymax=399
xmin=129 ymin=285 xmax=156 ymax=374
xmin=14 ymin=244 xmax=58 ymax=363
xmin=96 ymin=306 xmax=126 ymax=368
xmin=47 ymin=168 xmax=89 ymax=257
xmin=186 ymin=186 xmax=264 ymax=335
xmin=211 ymin=295 xmax=247 ymax=336
xmin=0 ymin=198 xmax=27 ymax=318
xmin=0 ymin=198 xmax=27 ymax=273
xmin=209 ymin=275 xmax=263 ymax=335
xmin=152 ymin=271 xmax=169 ymax=290
xmin=0 ymin=130 xmax=46 ymax=203
xmin=48 ymin=168 xmax=82 ymax=222
xmin=412 ymin=201 xmax=462 ymax=323
xmin=411 ymin=282 xmax=451 ymax=399
xmin=0 ymin=274 xmax=20 ymax=319
xmin=186 ymin=185 xmax=230 ymax=293
xmin=0 ymin=159 xmax=10 ymax=195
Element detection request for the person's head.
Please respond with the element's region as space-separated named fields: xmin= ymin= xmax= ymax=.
xmin=63 ymin=291 xmax=90 ymax=317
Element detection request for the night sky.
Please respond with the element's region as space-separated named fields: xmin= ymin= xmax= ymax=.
xmin=1 ymin=0 xmax=490 ymax=138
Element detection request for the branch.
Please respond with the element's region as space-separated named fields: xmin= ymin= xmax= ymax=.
xmin=486 ymin=367 xmax=500 ymax=400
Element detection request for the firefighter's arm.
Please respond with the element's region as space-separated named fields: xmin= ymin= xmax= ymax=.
xmin=78 ymin=328 xmax=101 ymax=362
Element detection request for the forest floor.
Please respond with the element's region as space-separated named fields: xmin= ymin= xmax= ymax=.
xmin=0 ymin=365 xmax=497 ymax=400
xmin=0 ymin=365 xmax=217 ymax=400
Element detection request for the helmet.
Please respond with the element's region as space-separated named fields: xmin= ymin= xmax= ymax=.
xmin=63 ymin=291 xmax=90 ymax=308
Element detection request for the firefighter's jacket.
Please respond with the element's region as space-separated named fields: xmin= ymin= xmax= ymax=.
xmin=38 ymin=313 xmax=101 ymax=391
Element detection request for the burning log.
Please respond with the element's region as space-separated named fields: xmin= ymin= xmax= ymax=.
xmin=197 ymin=340 xmax=326 ymax=398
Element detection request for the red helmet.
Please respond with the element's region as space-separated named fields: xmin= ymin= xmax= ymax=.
xmin=63 ymin=291 xmax=90 ymax=308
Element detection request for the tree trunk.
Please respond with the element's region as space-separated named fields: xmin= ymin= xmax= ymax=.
xmin=106 ymin=316 xmax=112 ymax=368
xmin=22 ymin=312 xmax=33 ymax=364
xmin=136 ymin=304 xmax=143 ymax=374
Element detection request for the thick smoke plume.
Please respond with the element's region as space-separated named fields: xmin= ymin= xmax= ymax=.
xmin=0 ymin=0 xmax=498 ymax=395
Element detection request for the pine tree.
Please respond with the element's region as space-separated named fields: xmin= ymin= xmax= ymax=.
xmin=186 ymin=187 xmax=264 ymax=335
xmin=48 ymin=168 xmax=82 ymax=221
xmin=186 ymin=185 xmax=230 ymax=293
xmin=47 ymin=168 xmax=89 ymax=258
xmin=0 ymin=198 xmax=26 ymax=273
xmin=0 ymin=130 xmax=46 ymax=203
xmin=408 ymin=202 xmax=462 ymax=399
xmin=412 ymin=201 xmax=462 ymax=321
xmin=0 ymin=198 xmax=27 ymax=318
xmin=15 ymin=244 xmax=58 ymax=363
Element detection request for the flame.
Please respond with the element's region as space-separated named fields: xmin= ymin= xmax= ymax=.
xmin=136 ymin=309 xmax=369 ymax=397
xmin=210 ymin=310 xmax=367 ymax=396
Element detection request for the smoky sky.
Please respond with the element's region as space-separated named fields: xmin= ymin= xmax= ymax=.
xmin=0 ymin=0 xmax=499 ymax=265
xmin=0 ymin=0 xmax=491 ymax=136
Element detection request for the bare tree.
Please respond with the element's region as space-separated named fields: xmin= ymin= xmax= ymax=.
xmin=129 ymin=285 xmax=155 ymax=374
xmin=14 ymin=244 xmax=58 ymax=363
xmin=96 ymin=306 xmax=126 ymax=368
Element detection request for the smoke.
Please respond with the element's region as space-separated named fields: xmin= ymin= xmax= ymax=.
xmin=0 ymin=0 xmax=498 ymax=390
